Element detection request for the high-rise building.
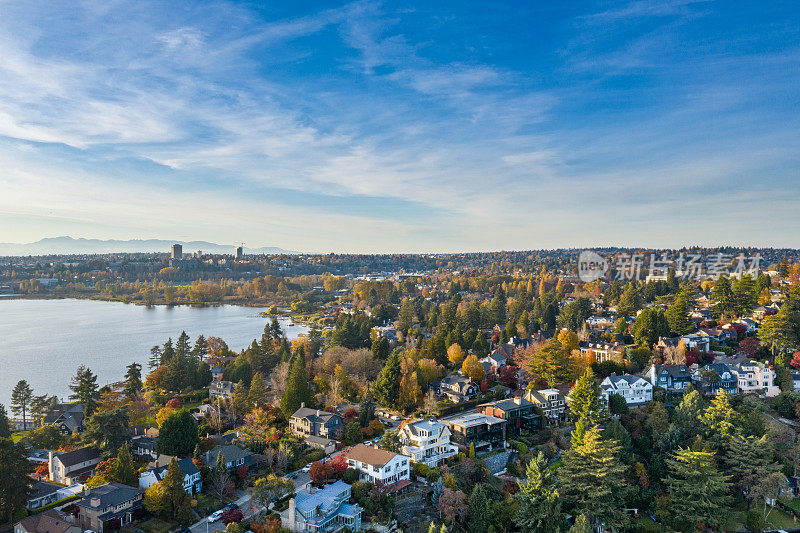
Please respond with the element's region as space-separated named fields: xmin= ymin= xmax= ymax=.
xmin=235 ymin=246 xmax=243 ymax=260
xmin=171 ymin=244 xmax=183 ymax=260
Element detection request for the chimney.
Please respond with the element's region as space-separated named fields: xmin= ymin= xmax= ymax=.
xmin=316 ymin=410 xmax=320 ymax=416
xmin=301 ymin=402 xmax=305 ymax=408
xmin=514 ymin=397 xmax=522 ymax=405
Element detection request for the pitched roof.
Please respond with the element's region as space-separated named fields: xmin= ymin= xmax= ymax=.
xmin=145 ymin=457 xmax=200 ymax=481
xmin=481 ymin=397 xmax=533 ymax=412
xmin=347 ymin=444 xmax=402 ymax=467
xmin=206 ymin=444 xmax=252 ymax=464
xmin=291 ymin=407 xmax=340 ymax=423
xmin=16 ymin=509 xmax=77 ymax=533
xmin=77 ymin=482 xmax=144 ymax=510
xmin=29 ymin=481 xmax=62 ymax=501
xmin=54 ymin=447 xmax=100 ymax=468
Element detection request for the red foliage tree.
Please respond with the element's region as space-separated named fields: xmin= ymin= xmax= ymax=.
xmin=225 ymin=481 xmax=235 ymax=497
xmin=480 ymin=379 xmax=489 ymax=393
xmin=236 ymin=465 xmax=249 ymax=480
xmin=35 ymin=462 xmax=49 ymax=477
xmin=221 ymin=509 xmax=243 ymax=525
xmin=329 ymin=454 xmax=348 ymax=475
xmin=343 ymin=408 xmax=358 ymax=421
xmin=308 ymin=461 xmax=333 ymax=485
xmin=499 ymin=366 xmax=518 ymax=388
xmin=165 ymin=398 xmax=183 ymax=409
xmin=739 ymin=337 xmax=762 ymax=359
xmin=791 ymin=351 xmax=800 ymax=370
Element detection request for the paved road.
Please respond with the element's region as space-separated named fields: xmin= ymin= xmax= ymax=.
xmin=189 ymin=492 xmax=255 ymax=533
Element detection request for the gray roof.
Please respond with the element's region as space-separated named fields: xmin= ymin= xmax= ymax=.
xmin=54 ymin=447 xmax=100 ymax=468
xmin=604 ymin=374 xmax=647 ymax=386
xmin=146 ymin=457 xmax=199 ymax=481
xmin=482 ymin=397 xmax=533 ymax=412
xmin=78 ymin=482 xmax=144 ymax=510
xmin=206 ymin=444 xmax=252 ymax=465
xmin=29 ymin=481 xmax=62 ymax=501
xmin=291 ymin=407 xmax=341 ymax=424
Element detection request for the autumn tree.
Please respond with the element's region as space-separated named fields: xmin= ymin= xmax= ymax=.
xmin=462 ymin=355 xmax=485 ymax=383
xmin=447 ymin=343 xmax=465 ymax=365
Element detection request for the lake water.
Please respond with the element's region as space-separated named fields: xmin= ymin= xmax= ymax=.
xmin=0 ymin=299 xmax=308 ymax=408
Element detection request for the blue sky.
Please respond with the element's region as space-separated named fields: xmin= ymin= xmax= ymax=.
xmin=0 ymin=0 xmax=798 ymax=252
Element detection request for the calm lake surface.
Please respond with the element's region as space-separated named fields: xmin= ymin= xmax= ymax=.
xmin=0 ymin=299 xmax=308 ymax=408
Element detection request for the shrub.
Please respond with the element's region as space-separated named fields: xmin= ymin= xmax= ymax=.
xmin=221 ymin=508 xmax=244 ymax=525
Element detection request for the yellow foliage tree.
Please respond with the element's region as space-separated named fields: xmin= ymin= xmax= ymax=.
xmin=447 ymin=343 xmax=465 ymax=365
xmin=462 ymin=355 xmax=486 ymax=383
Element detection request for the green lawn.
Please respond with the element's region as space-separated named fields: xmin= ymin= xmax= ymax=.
xmin=138 ymin=517 xmax=176 ymax=533
xmin=720 ymin=502 xmax=800 ymax=531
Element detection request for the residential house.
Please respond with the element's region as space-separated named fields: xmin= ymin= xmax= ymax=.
xmin=480 ymin=351 xmax=507 ymax=379
xmin=26 ymin=481 xmax=62 ymax=510
xmin=579 ymin=340 xmax=626 ymax=364
xmin=600 ymin=375 xmax=653 ymax=406
xmin=643 ymin=365 xmax=693 ymax=393
xmin=441 ymin=412 xmax=506 ymax=452
xmin=15 ymin=510 xmax=81 ymax=533
xmin=289 ymin=405 xmax=343 ymax=440
xmin=204 ymin=445 xmax=253 ymax=472
xmin=209 ymin=380 xmax=235 ymax=399
xmin=131 ymin=436 xmax=157 ymax=461
xmin=139 ymin=457 xmax=202 ymax=495
xmin=439 ymin=374 xmax=480 ymax=403
xmin=346 ymin=444 xmax=411 ymax=490
xmin=525 ymin=388 xmax=567 ymax=421
xmin=734 ymin=360 xmax=779 ymax=397
xmin=691 ymin=363 xmax=737 ymax=394
xmin=48 ymin=447 xmax=101 ymax=485
xmin=791 ymin=371 xmax=800 ymax=392
xmin=682 ymin=333 xmax=711 ymax=354
xmin=43 ymin=404 xmax=85 ymax=435
xmin=210 ymin=366 xmax=224 ymax=381
xmin=76 ymin=482 xmax=144 ymax=533
xmin=479 ymin=397 xmax=541 ymax=434
xmin=286 ymin=480 xmax=362 ymax=532
xmin=397 ymin=418 xmax=458 ymax=468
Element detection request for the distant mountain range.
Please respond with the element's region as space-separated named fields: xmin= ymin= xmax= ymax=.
xmin=0 ymin=236 xmax=298 ymax=256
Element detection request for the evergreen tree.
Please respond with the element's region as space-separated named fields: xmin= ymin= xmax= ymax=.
xmin=192 ymin=335 xmax=208 ymax=362
xmin=665 ymin=447 xmax=731 ymax=530
xmin=162 ymin=458 xmax=193 ymax=524
xmin=113 ymin=444 xmax=137 ymax=486
xmin=0 ymin=438 xmax=32 ymax=523
xmin=398 ymin=298 xmax=415 ymax=334
xmin=711 ymin=275 xmax=736 ymax=320
xmin=617 ymin=283 xmax=642 ymax=317
xmin=280 ymin=353 xmax=312 ymax=418
xmin=527 ymin=338 xmax=570 ymax=386
xmin=372 ymin=336 xmax=391 ymax=360
xmin=84 ymin=406 xmax=130 ymax=455
xmin=431 ymin=478 xmax=444 ymax=506
xmin=248 ymin=372 xmax=269 ymax=409
xmin=69 ymin=365 xmax=100 ymax=417
xmin=468 ymin=483 xmax=489 ymax=533
xmin=568 ymin=368 xmax=603 ymax=424
xmin=722 ymin=435 xmax=781 ymax=509
xmin=372 ymin=349 xmax=402 ymax=408
xmin=157 ymin=409 xmax=199 ymax=457
xmin=666 ymin=293 xmax=692 ymax=335
xmin=10 ymin=380 xmax=33 ymax=430
xmin=700 ymin=389 xmax=741 ymax=440
xmin=515 ymin=451 xmax=562 ymax=532
xmin=161 ymin=338 xmax=175 ymax=365
xmin=490 ymin=286 xmax=507 ymax=325
xmin=123 ymin=362 xmax=143 ymax=400
xmin=194 ymin=362 xmax=213 ymax=389
xmin=472 ymin=332 xmax=490 ymax=358
xmin=0 ymin=404 xmax=11 ymax=439
xmin=149 ymin=345 xmax=163 ymax=370
xmin=559 ymin=425 xmax=628 ymax=528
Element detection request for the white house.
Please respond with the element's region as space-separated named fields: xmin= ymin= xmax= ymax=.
xmin=397 ymin=419 xmax=458 ymax=468
xmin=139 ymin=457 xmax=202 ymax=495
xmin=733 ymin=360 xmax=780 ymax=397
xmin=346 ymin=444 xmax=411 ymax=487
xmin=48 ymin=447 xmax=101 ymax=485
xmin=600 ymin=375 xmax=653 ymax=406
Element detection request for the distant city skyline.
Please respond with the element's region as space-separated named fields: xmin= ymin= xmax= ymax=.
xmin=1 ymin=1 xmax=799 ymax=252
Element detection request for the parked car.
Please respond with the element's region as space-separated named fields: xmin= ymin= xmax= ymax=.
xmin=390 ymin=414 xmax=400 ymax=421
xmin=301 ymin=464 xmax=311 ymax=473
xmin=208 ymin=510 xmax=224 ymax=523
xmin=285 ymin=472 xmax=297 ymax=480
xmin=226 ymin=503 xmax=239 ymax=510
